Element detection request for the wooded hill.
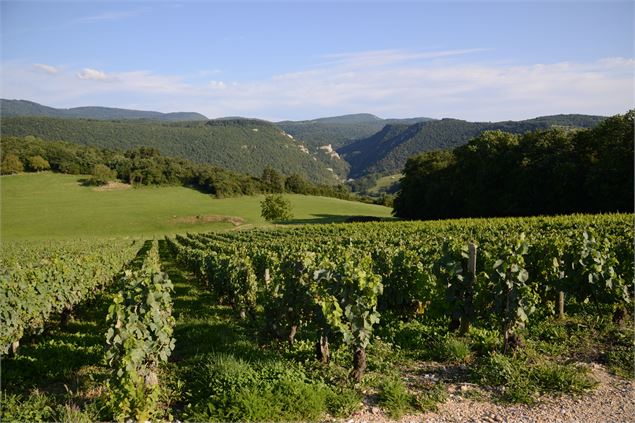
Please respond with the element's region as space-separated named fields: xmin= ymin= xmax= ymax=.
xmin=338 ymin=114 xmax=606 ymax=178
xmin=276 ymin=113 xmax=433 ymax=150
xmin=394 ymin=111 xmax=633 ymax=219
xmin=1 ymin=99 xmax=208 ymax=122
xmin=0 ymin=116 xmax=344 ymax=185
xmin=1 ymin=99 xmax=607 ymax=182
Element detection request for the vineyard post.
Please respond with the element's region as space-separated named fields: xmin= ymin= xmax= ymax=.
xmin=558 ymin=291 xmax=565 ymax=319
xmin=460 ymin=242 xmax=477 ymax=335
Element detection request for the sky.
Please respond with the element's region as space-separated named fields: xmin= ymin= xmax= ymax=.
xmin=1 ymin=0 xmax=633 ymax=121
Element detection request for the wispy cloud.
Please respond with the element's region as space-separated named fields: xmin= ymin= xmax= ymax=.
xmin=321 ymin=48 xmax=491 ymax=68
xmin=73 ymin=10 xmax=140 ymax=24
xmin=1 ymin=50 xmax=632 ymax=121
xmin=33 ymin=63 xmax=60 ymax=74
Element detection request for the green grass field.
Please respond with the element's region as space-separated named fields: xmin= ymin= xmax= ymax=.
xmin=0 ymin=173 xmax=393 ymax=240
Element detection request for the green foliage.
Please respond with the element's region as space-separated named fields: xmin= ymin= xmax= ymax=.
xmin=105 ymin=241 xmax=175 ymax=422
xmin=277 ymin=113 xmax=389 ymax=150
xmin=89 ymin=164 xmax=117 ymax=185
xmin=475 ymin=352 xmax=597 ymax=404
xmin=1 ymin=136 xmax=355 ymax=200
xmin=261 ymin=166 xmax=285 ymax=192
xmin=260 ymin=194 xmax=293 ymax=221
xmin=531 ymin=361 xmax=597 ymax=393
xmin=565 ymin=229 xmax=630 ymax=309
xmin=488 ymin=233 xmax=538 ymax=350
xmin=395 ymin=111 xmax=633 ymax=218
xmin=0 ymin=153 xmax=24 ymax=174
xmin=1 ymin=99 xmax=208 ymax=121
xmin=0 ymin=391 xmax=55 ymax=422
xmin=26 ymin=155 xmax=50 ymax=171
xmin=434 ymin=336 xmax=472 ymax=363
xmin=314 ymin=249 xmax=383 ymax=350
xmin=378 ymin=377 xmax=415 ymax=419
xmin=325 ymin=386 xmax=362 ymax=417
xmin=606 ymin=345 xmax=635 ymax=379
xmin=0 ymin=239 xmax=138 ymax=354
xmin=185 ymin=353 xmax=330 ymax=422
xmin=341 ymin=114 xmax=605 ymax=178
xmin=414 ymin=382 xmax=448 ymax=412
xmin=1 ymin=116 xmax=340 ymax=184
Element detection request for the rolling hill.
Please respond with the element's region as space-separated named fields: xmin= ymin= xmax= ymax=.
xmin=276 ymin=113 xmax=433 ymax=150
xmin=338 ymin=114 xmax=607 ymax=177
xmin=0 ymin=172 xmax=393 ymax=239
xmin=1 ymin=99 xmax=608 ymax=181
xmin=0 ymin=116 xmax=344 ymax=184
xmin=1 ymin=99 xmax=208 ymax=121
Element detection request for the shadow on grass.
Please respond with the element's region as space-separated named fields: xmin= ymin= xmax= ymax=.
xmin=0 ymin=293 xmax=113 ymax=396
xmin=0 ymin=242 xmax=149 ymax=397
xmin=278 ymin=214 xmax=355 ymax=225
xmin=158 ymin=240 xmax=274 ymax=364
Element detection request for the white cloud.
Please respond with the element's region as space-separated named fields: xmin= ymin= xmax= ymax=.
xmin=33 ymin=63 xmax=60 ymax=74
xmin=209 ymin=80 xmax=227 ymax=90
xmin=1 ymin=50 xmax=633 ymax=121
xmin=77 ymin=68 xmax=110 ymax=81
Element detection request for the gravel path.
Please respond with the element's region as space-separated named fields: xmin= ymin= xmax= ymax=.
xmin=342 ymin=363 xmax=634 ymax=422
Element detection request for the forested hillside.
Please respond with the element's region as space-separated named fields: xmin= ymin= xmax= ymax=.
xmin=0 ymin=136 xmax=354 ymax=200
xmin=339 ymin=114 xmax=606 ymax=177
xmin=276 ymin=113 xmax=433 ymax=150
xmin=1 ymin=99 xmax=208 ymax=121
xmin=1 ymin=117 xmax=342 ymax=184
xmin=394 ymin=111 xmax=633 ymax=219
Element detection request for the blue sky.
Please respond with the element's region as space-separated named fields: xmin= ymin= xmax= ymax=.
xmin=1 ymin=0 xmax=633 ymax=120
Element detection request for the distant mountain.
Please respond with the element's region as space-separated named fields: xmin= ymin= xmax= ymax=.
xmin=276 ymin=114 xmax=434 ymax=150
xmin=1 ymin=99 xmax=208 ymax=122
xmin=339 ymin=114 xmax=606 ymax=178
xmin=1 ymin=116 xmax=343 ymax=184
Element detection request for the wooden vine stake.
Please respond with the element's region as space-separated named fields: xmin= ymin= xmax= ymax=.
xmin=460 ymin=242 xmax=477 ymax=335
xmin=558 ymin=291 xmax=565 ymax=320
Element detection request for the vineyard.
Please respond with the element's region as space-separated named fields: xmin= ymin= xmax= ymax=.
xmin=1 ymin=214 xmax=633 ymax=421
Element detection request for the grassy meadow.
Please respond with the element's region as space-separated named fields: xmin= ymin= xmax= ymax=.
xmin=0 ymin=172 xmax=393 ymax=240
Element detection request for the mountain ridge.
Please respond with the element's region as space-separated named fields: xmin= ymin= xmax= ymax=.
xmin=338 ymin=114 xmax=607 ymax=178
xmin=1 ymin=99 xmax=209 ymax=122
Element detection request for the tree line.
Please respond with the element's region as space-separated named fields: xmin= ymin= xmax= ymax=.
xmin=394 ymin=111 xmax=634 ymax=219
xmin=0 ymin=116 xmax=341 ymax=184
xmin=0 ymin=136 xmax=353 ymax=199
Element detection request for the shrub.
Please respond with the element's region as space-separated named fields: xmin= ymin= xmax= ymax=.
xmin=326 ymin=386 xmax=362 ymax=417
xmin=531 ymin=362 xmax=597 ymax=393
xmin=89 ymin=164 xmax=117 ymax=185
xmin=378 ymin=377 xmax=414 ymax=419
xmin=435 ymin=337 xmax=471 ymax=363
xmin=186 ymin=353 xmax=330 ymax=421
xmin=1 ymin=153 xmax=24 ymax=174
xmin=260 ymin=194 xmax=293 ymax=221
xmin=26 ymin=155 xmax=50 ymax=171
xmin=415 ymin=382 xmax=448 ymax=412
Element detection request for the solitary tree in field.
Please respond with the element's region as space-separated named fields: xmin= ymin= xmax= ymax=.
xmin=90 ymin=164 xmax=118 ymax=185
xmin=1 ymin=154 xmax=24 ymax=174
xmin=260 ymin=194 xmax=293 ymax=222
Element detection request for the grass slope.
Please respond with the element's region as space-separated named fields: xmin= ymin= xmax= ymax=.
xmin=0 ymin=173 xmax=393 ymax=240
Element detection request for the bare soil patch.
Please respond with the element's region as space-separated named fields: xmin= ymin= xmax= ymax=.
xmin=92 ymin=181 xmax=133 ymax=192
xmin=341 ymin=364 xmax=633 ymax=423
xmin=171 ymin=214 xmax=245 ymax=226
